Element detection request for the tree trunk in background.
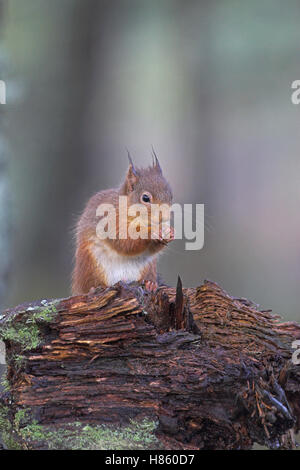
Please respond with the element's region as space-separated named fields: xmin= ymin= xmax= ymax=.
xmin=0 ymin=0 xmax=10 ymax=368
xmin=6 ymin=0 xmax=105 ymax=304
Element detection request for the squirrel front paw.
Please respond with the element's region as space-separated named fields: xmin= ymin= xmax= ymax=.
xmin=152 ymin=224 xmax=175 ymax=245
xmin=143 ymin=280 xmax=158 ymax=292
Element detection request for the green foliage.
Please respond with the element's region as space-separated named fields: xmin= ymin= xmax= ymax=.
xmin=0 ymin=405 xmax=22 ymax=450
xmin=0 ymin=401 xmax=161 ymax=450
xmin=13 ymin=354 xmax=25 ymax=370
xmin=1 ymin=323 xmax=40 ymax=350
xmin=19 ymin=418 xmax=161 ymax=450
xmin=0 ymin=405 xmax=9 ymax=430
xmin=0 ymin=375 xmax=10 ymax=392
xmin=28 ymin=303 xmax=58 ymax=323
xmin=14 ymin=408 xmax=30 ymax=431
xmin=0 ymin=301 xmax=58 ymax=352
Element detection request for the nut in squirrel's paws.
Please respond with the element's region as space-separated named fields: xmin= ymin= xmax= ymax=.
xmin=152 ymin=224 xmax=175 ymax=245
xmin=143 ymin=280 xmax=158 ymax=292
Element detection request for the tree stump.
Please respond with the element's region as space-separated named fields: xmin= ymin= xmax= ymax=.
xmin=0 ymin=280 xmax=299 ymax=450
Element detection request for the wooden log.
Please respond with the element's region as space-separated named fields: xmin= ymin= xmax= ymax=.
xmin=0 ymin=280 xmax=299 ymax=450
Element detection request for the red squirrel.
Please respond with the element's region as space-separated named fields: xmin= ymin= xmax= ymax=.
xmin=72 ymin=153 xmax=174 ymax=294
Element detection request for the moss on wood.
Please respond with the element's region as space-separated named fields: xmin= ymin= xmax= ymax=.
xmin=0 ymin=300 xmax=58 ymax=351
xmin=0 ymin=404 xmax=161 ymax=450
xmin=0 ymin=282 xmax=299 ymax=450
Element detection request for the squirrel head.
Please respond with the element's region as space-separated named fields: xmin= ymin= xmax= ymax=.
xmin=120 ymin=151 xmax=173 ymax=208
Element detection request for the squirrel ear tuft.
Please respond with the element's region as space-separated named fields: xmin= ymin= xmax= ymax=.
xmin=127 ymin=150 xmax=136 ymax=170
xmin=151 ymin=146 xmax=162 ymax=174
xmin=125 ymin=151 xmax=138 ymax=192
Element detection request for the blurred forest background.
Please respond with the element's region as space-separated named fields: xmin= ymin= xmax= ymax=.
xmin=0 ymin=0 xmax=300 ymax=328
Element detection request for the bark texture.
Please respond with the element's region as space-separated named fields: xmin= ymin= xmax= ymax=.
xmin=0 ymin=280 xmax=299 ymax=450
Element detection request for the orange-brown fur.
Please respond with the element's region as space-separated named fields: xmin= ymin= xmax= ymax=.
xmin=72 ymin=156 xmax=173 ymax=294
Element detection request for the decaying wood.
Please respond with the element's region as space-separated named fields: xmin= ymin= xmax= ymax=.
xmin=0 ymin=280 xmax=299 ymax=450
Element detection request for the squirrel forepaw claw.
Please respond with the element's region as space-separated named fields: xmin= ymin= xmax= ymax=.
xmin=143 ymin=280 xmax=158 ymax=292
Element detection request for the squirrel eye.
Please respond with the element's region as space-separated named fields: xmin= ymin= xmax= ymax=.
xmin=141 ymin=192 xmax=152 ymax=204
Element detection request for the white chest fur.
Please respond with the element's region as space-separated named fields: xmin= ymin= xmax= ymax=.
xmin=91 ymin=241 xmax=155 ymax=285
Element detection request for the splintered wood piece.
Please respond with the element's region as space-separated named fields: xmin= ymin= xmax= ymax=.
xmin=174 ymin=276 xmax=184 ymax=329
